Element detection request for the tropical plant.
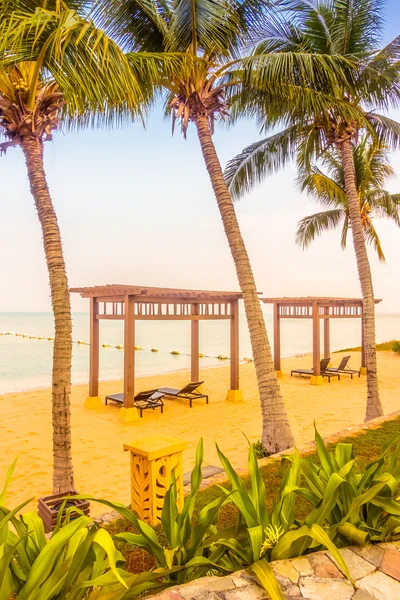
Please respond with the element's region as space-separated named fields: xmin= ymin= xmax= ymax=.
xmin=295 ymin=427 xmax=400 ymax=546
xmin=0 ymin=1 xmax=147 ymax=492
xmin=215 ymin=441 xmax=352 ymax=574
xmin=0 ymin=461 xmax=128 ymax=600
xmin=73 ymin=440 xmax=245 ymax=595
xmin=5 ymin=427 xmax=400 ymax=598
xmin=81 ymin=437 xmax=355 ymax=598
xmin=225 ymin=0 xmax=400 ymax=422
xmin=296 ymin=139 xmax=400 ymax=262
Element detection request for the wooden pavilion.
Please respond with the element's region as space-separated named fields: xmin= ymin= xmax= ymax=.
xmin=71 ymin=285 xmax=244 ymax=420
xmin=262 ymin=297 xmax=381 ymax=385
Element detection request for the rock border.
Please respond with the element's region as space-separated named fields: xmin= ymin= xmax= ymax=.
xmin=148 ymin=542 xmax=400 ymax=600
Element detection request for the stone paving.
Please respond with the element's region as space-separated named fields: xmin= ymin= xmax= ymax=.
xmin=148 ymin=542 xmax=400 ymax=600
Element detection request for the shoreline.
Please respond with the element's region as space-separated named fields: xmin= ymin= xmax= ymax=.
xmin=0 ymin=352 xmax=314 ymax=397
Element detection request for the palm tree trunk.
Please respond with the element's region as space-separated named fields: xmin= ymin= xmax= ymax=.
xmin=195 ymin=115 xmax=295 ymax=452
xmin=21 ymin=136 xmax=74 ymax=493
xmin=339 ymin=138 xmax=383 ymax=421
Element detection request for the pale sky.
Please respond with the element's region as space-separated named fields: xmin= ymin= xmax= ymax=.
xmin=1 ymin=1 xmax=400 ymax=314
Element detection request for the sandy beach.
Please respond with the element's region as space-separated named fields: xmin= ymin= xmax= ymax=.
xmin=1 ymin=350 xmax=399 ymax=517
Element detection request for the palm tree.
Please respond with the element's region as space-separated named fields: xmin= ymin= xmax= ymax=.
xmin=296 ymin=138 xmax=400 ymax=262
xmin=225 ymin=0 xmax=400 ymax=422
xmin=0 ymin=2 xmax=147 ymax=492
xmin=93 ymin=0 xmax=303 ymax=452
xmin=94 ymin=0 xmax=364 ymax=452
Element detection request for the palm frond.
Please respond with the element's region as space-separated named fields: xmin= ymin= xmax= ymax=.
xmin=92 ymin=0 xmax=169 ymax=52
xmin=340 ymin=214 xmax=349 ymax=249
xmin=364 ymin=189 xmax=400 ymax=226
xmin=364 ymin=217 xmax=385 ymax=262
xmin=0 ymin=4 xmax=151 ymax=125
xmin=224 ymin=124 xmax=299 ymax=200
xmin=168 ymin=0 xmax=241 ymax=56
xmin=296 ymin=166 xmax=347 ymax=208
xmin=295 ymin=209 xmax=344 ymax=248
xmin=366 ymin=112 xmax=400 ymax=150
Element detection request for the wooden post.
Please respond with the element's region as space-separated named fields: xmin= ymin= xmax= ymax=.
xmin=226 ymin=299 xmax=243 ymax=401
xmin=311 ymin=302 xmax=323 ymax=385
xmin=324 ymin=307 xmax=330 ymax=360
xmin=123 ymin=295 xmax=135 ymax=411
xmin=274 ymin=303 xmax=282 ymax=377
xmin=89 ymin=297 xmax=99 ymax=397
xmin=191 ymin=304 xmax=199 ymax=382
xmin=85 ymin=297 xmax=102 ymax=408
xmin=360 ymin=316 xmax=367 ymax=374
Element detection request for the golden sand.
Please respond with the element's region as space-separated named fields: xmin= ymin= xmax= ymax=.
xmin=1 ymin=351 xmax=399 ymax=516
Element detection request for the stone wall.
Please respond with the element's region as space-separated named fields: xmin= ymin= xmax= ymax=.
xmin=148 ymin=542 xmax=400 ymax=600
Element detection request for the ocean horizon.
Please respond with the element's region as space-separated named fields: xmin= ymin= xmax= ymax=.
xmin=1 ymin=310 xmax=399 ymax=394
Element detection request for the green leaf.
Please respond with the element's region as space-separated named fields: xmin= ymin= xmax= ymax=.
xmin=314 ymin=426 xmax=334 ymax=477
xmin=16 ymin=516 xmax=91 ymax=600
xmin=0 ymin=535 xmax=26 ymax=599
xmin=251 ymin=559 xmax=285 ymax=600
xmin=0 ymin=459 xmax=18 ymax=505
xmin=69 ymin=495 xmax=138 ymax=527
xmin=247 ymin=442 xmax=268 ymax=529
xmin=0 ymin=498 xmax=35 ymax=547
xmin=161 ymin=470 xmax=180 ymax=550
xmin=187 ymin=494 xmax=229 ymax=560
xmin=93 ymin=528 xmax=128 ymax=588
xmin=305 ymin=473 xmax=348 ymax=527
xmin=216 ymin=444 xmax=259 ymax=527
xmin=309 ymin=524 xmax=354 ymax=584
xmin=370 ymin=496 xmax=400 ymax=515
xmin=336 ymin=523 xmax=369 ymax=545
xmin=271 ymin=525 xmax=312 ymax=560
xmin=21 ymin=512 xmax=47 ymax=552
xmin=248 ymin=525 xmax=263 ymax=561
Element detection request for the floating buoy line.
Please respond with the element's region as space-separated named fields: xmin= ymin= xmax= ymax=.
xmin=0 ymin=331 xmax=254 ymax=362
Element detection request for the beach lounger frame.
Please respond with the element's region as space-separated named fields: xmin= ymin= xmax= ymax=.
xmin=291 ymin=358 xmax=340 ymax=382
xmin=325 ymin=355 xmax=361 ymax=379
xmin=156 ymin=381 xmax=208 ymax=408
xmin=105 ymin=389 xmax=165 ymax=417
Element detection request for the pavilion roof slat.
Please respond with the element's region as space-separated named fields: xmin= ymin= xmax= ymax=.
xmin=70 ymin=285 xmax=246 ymax=302
xmin=262 ymin=296 xmax=381 ymax=306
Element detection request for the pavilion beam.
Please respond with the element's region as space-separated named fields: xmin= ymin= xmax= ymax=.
xmin=274 ymin=303 xmax=282 ymax=377
xmin=122 ymin=295 xmax=137 ymax=420
xmin=85 ymin=297 xmax=102 ymax=408
xmin=191 ymin=304 xmax=199 ymax=382
xmin=311 ymin=302 xmax=323 ymax=385
xmin=324 ymin=308 xmax=330 ymax=360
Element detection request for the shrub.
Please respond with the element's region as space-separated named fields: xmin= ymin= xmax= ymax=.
xmin=252 ymin=440 xmax=270 ymax=459
xmin=0 ymin=462 xmax=129 ymax=600
xmin=392 ymin=340 xmax=400 ymax=353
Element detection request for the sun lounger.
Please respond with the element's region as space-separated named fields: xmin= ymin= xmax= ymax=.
xmin=291 ymin=357 xmax=340 ymax=382
xmin=157 ymin=381 xmax=208 ymax=408
xmin=326 ymin=355 xmax=360 ymax=379
xmin=105 ymin=389 xmax=165 ymax=417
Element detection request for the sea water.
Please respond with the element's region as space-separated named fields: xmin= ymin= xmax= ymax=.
xmin=0 ymin=311 xmax=399 ymax=394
